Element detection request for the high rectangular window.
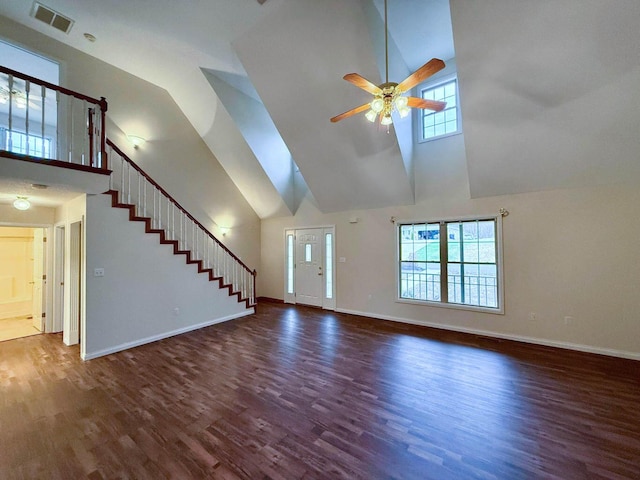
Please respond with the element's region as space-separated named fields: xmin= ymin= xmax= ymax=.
xmin=398 ymin=217 xmax=502 ymax=312
xmin=421 ymin=78 xmax=459 ymax=141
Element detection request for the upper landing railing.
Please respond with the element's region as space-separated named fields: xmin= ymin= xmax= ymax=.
xmin=0 ymin=65 xmax=108 ymax=170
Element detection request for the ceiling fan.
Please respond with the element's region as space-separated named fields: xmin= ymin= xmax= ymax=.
xmin=331 ymin=0 xmax=447 ymax=127
xmin=0 ymin=75 xmax=43 ymax=110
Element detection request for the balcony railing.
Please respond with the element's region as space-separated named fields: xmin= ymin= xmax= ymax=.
xmin=0 ymin=65 xmax=108 ymax=170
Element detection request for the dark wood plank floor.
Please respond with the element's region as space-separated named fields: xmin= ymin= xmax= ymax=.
xmin=1 ymin=302 xmax=639 ymax=479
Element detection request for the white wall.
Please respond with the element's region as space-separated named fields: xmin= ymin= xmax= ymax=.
xmin=260 ymin=132 xmax=640 ymax=359
xmin=83 ymin=194 xmax=252 ymax=360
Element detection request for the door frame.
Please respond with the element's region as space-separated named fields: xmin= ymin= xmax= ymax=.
xmin=284 ymin=225 xmax=336 ymax=310
xmin=53 ymin=223 xmax=65 ymax=333
xmin=63 ymin=218 xmax=83 ymax=347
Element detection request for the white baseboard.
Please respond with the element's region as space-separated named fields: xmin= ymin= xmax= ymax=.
xmin=336 ymin=308 xmax=640 ymax=361
xmin=81 ymin=309 xmax=254 ymax=361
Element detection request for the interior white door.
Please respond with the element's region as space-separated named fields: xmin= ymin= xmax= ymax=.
xmin=31 ymin=228 xmax=44 ymax=331
xmin=295 ymin=228 xmax=323 ymax=307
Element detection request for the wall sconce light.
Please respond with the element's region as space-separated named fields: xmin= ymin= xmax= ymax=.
xmin=219 ymin=227 xmax=230 ymax=237
xmin=13 ymin=197 xmax=31 ymax=210
xmin=127 ymin=135 xmax=146 ymax=149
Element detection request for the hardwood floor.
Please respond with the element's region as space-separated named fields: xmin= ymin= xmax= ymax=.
xmin=0 ymin=316 xmax=40 ymax=343
xmin=1 ymin=302 xmax=638 ymax=479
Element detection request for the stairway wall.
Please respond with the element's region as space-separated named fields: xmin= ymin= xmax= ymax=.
xmin=83 ymin=194 xmax=252 ymax=360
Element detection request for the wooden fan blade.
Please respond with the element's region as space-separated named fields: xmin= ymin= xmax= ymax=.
xmin=330 ymin=103 xmax=371 ymax=123
xmin=343 ymin=73 xmax=382 ymax=95
xmin=396 ymin=58 xmax=445 ymax=93
xmin=407 ymin=97 xmax=446 ymax=112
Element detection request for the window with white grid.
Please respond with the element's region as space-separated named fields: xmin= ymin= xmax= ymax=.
xmin=421 ymin=78 xmax=460 ymax=141
xmin=397 ymin=216 xmax=503 ymax=313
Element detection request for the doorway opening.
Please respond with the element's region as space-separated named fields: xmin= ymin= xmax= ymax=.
xmin=0 ymin=226 xmax=47 ymax=342
xmin=284 ymin=226 xmax=336 ymax=309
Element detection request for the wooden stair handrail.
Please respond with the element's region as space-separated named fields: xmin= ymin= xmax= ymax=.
xmin=106 ymin=139 xmax=255 ymax=276
xmin=1 ymin=65 xmax=109 ymax=169
xmin=0 ymin=65 xmax=107 ymax=108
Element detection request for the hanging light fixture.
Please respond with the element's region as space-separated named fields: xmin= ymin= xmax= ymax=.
xmin=13 ymin=197 xmax=31 ymax=210
xmin=331 ymin=0 xmax=447 ymax=129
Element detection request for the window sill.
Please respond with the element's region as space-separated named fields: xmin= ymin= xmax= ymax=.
xmin=396 ymin=296 xmax=504 ymax=315
xmin=417 ymin=130 xmax=462 ymax=144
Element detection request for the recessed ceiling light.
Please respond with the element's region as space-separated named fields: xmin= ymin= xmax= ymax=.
xmin=31 ymin=183 xmax=48 ymax=189
xmin=84 ymin=33 xmax=96 ymax=42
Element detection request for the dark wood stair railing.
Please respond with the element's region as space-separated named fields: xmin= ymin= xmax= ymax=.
xmin=106 ymin=139 xmax=256 ymax=308
xmin=0 ymin=65 xmax=108 ymax=170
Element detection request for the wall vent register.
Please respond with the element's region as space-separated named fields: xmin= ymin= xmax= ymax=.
xmin=31 ymin=2 xmax=74 ymax=34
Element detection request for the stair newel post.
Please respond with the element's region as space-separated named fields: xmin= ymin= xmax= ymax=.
xmin=99 ymin=97 xmax=107 ymax=169
xmin=253 ymin=269 xmax=257 ymax=305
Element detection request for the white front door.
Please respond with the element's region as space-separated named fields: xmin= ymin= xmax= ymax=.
xmin=31 ymin=228 xmax=44 ymax=331
xmin=295 ymin=228 xmax=323 ymax=307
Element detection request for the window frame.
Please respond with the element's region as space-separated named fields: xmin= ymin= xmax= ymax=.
xmin=395 ymin=214 xmax=504 ymax=314
xmin=417 ymin=73 xmax=461 ymax=143
xmin=1 ymin=128 xmax=53 ymax=158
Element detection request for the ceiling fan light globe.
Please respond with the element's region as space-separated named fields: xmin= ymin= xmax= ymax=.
xmin=13 ymin=197 xmax=30 ymax=211
xmin=398 ymin=105 xmax=410 ymax=118
xmin=380 ymin=114 xmax=393 ymax=126
xmin=395 ymin=95 xmax=408 ymax=108
xmin=371 ymin=98 xmax=384 ymax=113
xmin=365 ymin=109 xmax=378 ymax=123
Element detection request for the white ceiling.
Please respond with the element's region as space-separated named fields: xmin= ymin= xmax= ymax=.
xmin=1 ymin=0 xmax=638 ymax=213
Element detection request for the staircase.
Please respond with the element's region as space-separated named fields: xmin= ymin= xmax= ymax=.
xmin=1 ymin=63 xmax=255 ymax=310
xmin=106 ymin=140 xmax=256 ymax=308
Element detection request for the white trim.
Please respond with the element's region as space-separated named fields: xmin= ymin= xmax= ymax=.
xmin=335 ymin=308 xmax=640 ymax=361
xmin=81 ymin=309 xmax=254 ymax=361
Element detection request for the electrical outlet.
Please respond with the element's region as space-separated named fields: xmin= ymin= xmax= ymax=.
xmin=173 ymin=307 xmax=180 ymax=316
xmin=93 ymin=268 xmax=105 ymax=277
xmin=529 ymin=312 xmax=537 ymax=321
xmin=564 ymin=316 xmax=574 ymax=325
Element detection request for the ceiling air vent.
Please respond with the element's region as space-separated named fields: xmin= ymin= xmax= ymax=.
xmin=31 ymin=2 xmax=74 ymax=34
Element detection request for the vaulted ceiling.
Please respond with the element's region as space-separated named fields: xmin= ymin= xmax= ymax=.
xmin=1 ymin=0 xmax=638 ymax=217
